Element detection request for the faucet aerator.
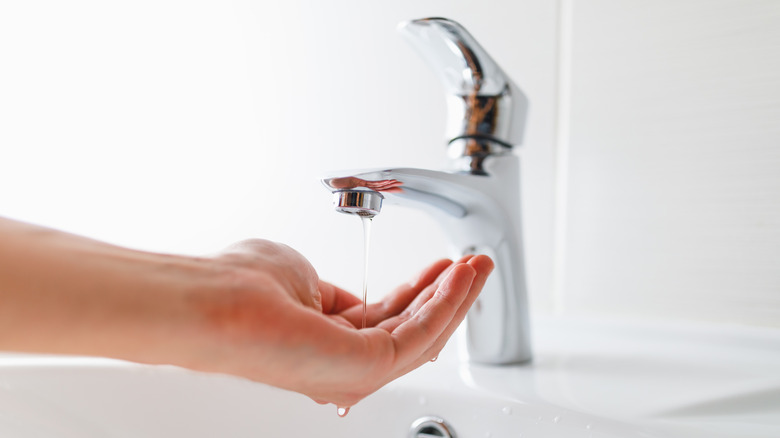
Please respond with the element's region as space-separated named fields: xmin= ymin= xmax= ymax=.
xmin=333 ymin=190 xmax=383 ymax=218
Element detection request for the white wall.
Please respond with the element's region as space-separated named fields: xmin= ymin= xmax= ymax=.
xmin=2 ymin=1 xmax=777 ymax=328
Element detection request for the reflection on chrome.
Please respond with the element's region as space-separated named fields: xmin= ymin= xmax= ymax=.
xmin=325 ymin=177 xmax=403 ymax=193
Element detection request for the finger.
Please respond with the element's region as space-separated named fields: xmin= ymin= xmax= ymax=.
xmin=395 ymin=255 xmax=494 ymax=376
xmin=388 ymin=264 xmax=477 ymax=366
xmin=374 ymin=255 xmax=475 ymax=332
xmin=339 ymin=259 xmax=453 ymax=327
xmin=318 ymin=281 xmax=362 ymax=315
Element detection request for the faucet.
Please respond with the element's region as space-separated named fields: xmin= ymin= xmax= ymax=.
xmin=322 ymin=18 xmax=531 ymax=365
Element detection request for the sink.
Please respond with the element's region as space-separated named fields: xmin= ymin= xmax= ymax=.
xmin=1 ymin=316 xmax=778 ymax=437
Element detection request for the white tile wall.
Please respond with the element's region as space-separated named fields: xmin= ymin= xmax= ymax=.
xmin=561 ymin=0 xmax=780 ymax=326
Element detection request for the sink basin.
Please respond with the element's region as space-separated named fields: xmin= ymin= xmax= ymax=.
xmin=1 ymin=316 xmax=778 ymax=437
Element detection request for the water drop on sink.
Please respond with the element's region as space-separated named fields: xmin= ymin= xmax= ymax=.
xmin=337 ymin=406 xmax=350 ymax=417
xmin=502 ymin=406 xmax=512 ymax=415
xmin=485 ymin=432 xmax=492 ymax=438
xmin=586 ymin=424 xmax=593 ymax=430
xmin=418 ymin=395 xmax=427 ymax=405
xmin=553 ymin=416 xmax=561 ymax=423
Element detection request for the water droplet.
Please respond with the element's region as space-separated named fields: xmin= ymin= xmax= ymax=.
xmin=553 ymin=416 xmax=561 ymax=423
xmin=337 ymin=406 xmax=350 ymax=417
xmin=586 ymin=424 xmax=593 ymax=430
xmin=502 ymin=406 xmax=512 ymax=415
xmin=418 ymin=395 xmax=427 ymax=405
xmin=430 ymin=355 xmax=438 ymax=362
xmin=485 ymin=432 xmax=492 ymax=438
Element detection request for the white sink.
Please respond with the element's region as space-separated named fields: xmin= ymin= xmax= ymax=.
xmin=1 ymin=316 xmax=778 ymax=437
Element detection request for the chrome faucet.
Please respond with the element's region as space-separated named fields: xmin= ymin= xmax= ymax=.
xmin=322 ymin=18 xmax=531 ymax=364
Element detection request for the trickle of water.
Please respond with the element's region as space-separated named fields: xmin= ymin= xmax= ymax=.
xmin=360 ymin=216 xmax=372 ymax=329
xmin=337 ymin=406 xmax=351 ymax=417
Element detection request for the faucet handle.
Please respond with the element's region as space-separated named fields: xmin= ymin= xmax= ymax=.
xmin=399 ymin=18 xmax=528 ymax=173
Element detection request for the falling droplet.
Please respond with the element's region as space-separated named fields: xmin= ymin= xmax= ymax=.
xmin=430 ymin=356 xmax=438 ymax=362
xmin=502 ymin=406 xmax=512 ymax=415
xmin=337 ymin=406 xmax=350 ymax=417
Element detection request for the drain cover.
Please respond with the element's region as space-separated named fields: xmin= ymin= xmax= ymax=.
xmin=409 ymin=416 xmax=456 ymax=438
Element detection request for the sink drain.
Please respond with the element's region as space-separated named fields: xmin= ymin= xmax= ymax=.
xmin=409 ymin=416 xmax=456 ymax=438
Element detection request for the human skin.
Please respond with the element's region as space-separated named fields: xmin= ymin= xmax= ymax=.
xmin=0 ymin=217 xmax=493 ymax=407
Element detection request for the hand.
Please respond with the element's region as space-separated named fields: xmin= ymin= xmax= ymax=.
xmin=188 ymin=239 xmax=493 ymax=407
xmin=0 ymin=218 xmax=493 ymax=409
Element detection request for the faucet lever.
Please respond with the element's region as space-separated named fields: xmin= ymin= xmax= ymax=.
xmin=398 ymin=18 xmax=529 ymax=173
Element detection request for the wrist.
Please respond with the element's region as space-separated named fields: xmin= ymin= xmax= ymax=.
xmin=95 ymin=250 xmax=230 ymax=367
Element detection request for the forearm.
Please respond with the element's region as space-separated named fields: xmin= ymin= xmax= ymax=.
xmin=0 ymin=217 xmax=493 ymax=406
xmin=0 ymin=217 xmax=214 ymax=362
